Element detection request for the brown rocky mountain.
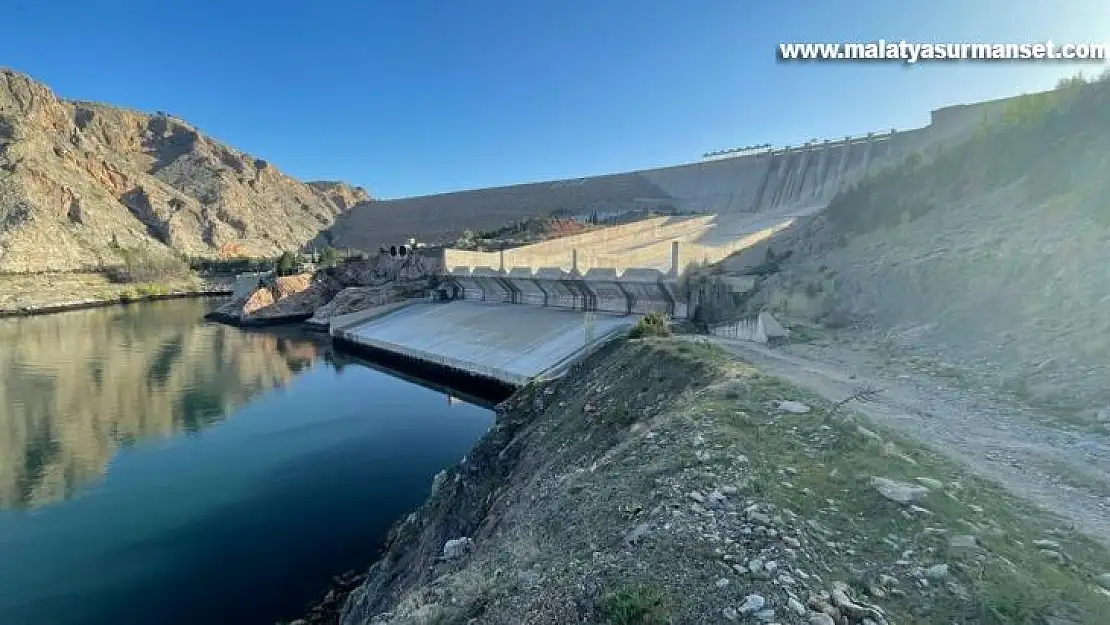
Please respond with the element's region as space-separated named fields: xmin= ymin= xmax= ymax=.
xmin=0 ymin=68 xmax=369 ymax=273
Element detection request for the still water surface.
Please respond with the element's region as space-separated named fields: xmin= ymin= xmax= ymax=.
xmin=0 ymin=299 xmax=494 ymax=625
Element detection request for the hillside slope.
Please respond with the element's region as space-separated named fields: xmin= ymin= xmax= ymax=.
xmin=315 ymin=339 xmax=1110 ymax=625
xmin=726 ymin=75 xmax=1110 ymax=414
xmin=0 ymin=69 xmax=369 ymax=272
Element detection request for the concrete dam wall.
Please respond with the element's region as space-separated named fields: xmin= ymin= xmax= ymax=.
xmin=322 ymin=93 xmax=1016 ymax=252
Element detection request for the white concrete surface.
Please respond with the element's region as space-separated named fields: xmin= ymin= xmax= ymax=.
xmin=342 ymin=301 xmax=637 ymax=385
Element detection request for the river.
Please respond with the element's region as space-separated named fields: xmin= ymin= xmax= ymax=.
xmin=0 ymin=298 xmax=495 ymax=625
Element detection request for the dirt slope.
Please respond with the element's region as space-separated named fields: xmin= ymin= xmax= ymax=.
xmin=0 ymin=68 xmax=369 ymax=272
xmin=722 ymin=75 xmax=1110 ymax=418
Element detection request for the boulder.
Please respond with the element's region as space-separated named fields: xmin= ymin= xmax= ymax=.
xmin=871 ymin=476 xmax=929 ymax=504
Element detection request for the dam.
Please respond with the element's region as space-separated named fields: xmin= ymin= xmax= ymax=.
xmin=321 ymin=93 xmax=1023 ymax=252
xmin=321 ymin=92 xmax=1028 ymax=391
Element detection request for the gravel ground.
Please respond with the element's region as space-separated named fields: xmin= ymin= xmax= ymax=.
xmin=707 ymin=335 xmax=1110 ymax=549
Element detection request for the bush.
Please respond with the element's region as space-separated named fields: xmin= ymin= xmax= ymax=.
xmin=629 ymin=312 xmax=671 ymax=339
xmin=453 ymin=229 xmax=478 ymax=249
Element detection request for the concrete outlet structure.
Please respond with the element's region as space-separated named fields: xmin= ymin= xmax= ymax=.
xmin=446 ymin=266 xmax=685 ymax=318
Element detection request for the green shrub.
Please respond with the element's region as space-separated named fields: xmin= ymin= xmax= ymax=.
xmin=188 ymin=256 xmax=272 ymax=275
xmin=118 ymin=283 xmax=171 ymax=302
xmin=599 ymin=583 xmax=670 ymax=625
xmin=629 ymin=312 xmax=671 ymax=339
xmin=275 ymin=251 xmax=298 ymax=276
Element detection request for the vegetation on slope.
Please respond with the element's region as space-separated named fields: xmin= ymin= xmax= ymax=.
xmin=826 ymin=73 xmax=1108 ymax=240
xmin=451 ymin=216 xmax=592 ymax=251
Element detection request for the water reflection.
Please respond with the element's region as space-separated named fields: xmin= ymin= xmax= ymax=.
xmin=0 ymin=299 xmax=322 ymax=509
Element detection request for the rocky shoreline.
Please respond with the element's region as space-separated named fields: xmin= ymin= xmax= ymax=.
xmin=0 ymin=274 xmax=233 ymax=318
xmin=281 ymin=570 xmax=370 ymax=625
xmin=202 ymin=308 xmax=314 ymax=327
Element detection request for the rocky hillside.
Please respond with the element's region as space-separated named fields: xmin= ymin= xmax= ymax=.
xmin=0 ymin=69 xmax=369 ymax=273
xmin=717 ymin=74 xmax=1110 ymax=417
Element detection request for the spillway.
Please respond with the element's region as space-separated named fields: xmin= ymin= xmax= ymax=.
xmin=333 ymin=302 xmax=637 ymax=387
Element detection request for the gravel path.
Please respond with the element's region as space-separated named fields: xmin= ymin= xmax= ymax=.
xmin=707 ymin=337 xmax=1110 ymax=547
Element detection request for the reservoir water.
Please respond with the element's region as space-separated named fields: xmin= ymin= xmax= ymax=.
xmin=0 ymin=298 xmax=495 ymax=625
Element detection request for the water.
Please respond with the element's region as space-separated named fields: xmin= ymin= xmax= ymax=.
xmin=0 ymin=299 xmax=494 ymax=625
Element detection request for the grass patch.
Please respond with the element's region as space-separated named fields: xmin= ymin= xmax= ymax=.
xmin=118 ymin=283 xmax=173 ymax=302
xmin=598 ymin=582 xmax=671 ymax=625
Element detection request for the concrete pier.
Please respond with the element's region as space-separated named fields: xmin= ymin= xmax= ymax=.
xmin=332 ymin=301 xmax=637 ymax=386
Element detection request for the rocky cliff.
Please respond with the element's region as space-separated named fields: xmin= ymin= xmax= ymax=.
xmin=0 ymin=69 xmax=369 ymax=272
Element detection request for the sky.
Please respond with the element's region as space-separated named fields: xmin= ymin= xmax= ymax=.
xmin=2 ymin=0 xmax=1107 ymax=199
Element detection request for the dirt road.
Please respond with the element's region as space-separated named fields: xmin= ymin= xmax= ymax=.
xmin=704 ymin=336 xmax=1110 ymax=546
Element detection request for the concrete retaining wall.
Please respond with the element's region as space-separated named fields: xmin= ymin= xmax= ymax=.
xmin=329 ymin=301 xmax=416 ymax=333
xmin=444 ymin=215 xmax=718 ymax=274
xmin=710 ymin=312 xmax=789 ymax=343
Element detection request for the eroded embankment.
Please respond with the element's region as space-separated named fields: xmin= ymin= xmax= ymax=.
xmin=312 ymin=339 xmax=1110 ymax=625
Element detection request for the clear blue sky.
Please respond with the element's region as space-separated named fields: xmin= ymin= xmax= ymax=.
xmin=2 ymin=0 xmax=1106 ymax=198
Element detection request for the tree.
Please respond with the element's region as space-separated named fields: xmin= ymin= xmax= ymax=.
xmin=320 ymin=246 xmax=339 ymax=268
xmin=275 ymin=251 xmax=297 ymax=276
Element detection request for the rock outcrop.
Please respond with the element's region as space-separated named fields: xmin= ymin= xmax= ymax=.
xmin=210 ymin=251 xmax=443 ymax=327
xmin=0 ymin=68 xmax=369 ymax=272
xmin=305 ymin=285 xmax=418 ymax=329
xmin=210 ymin=273 xmax=336 ymax=325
